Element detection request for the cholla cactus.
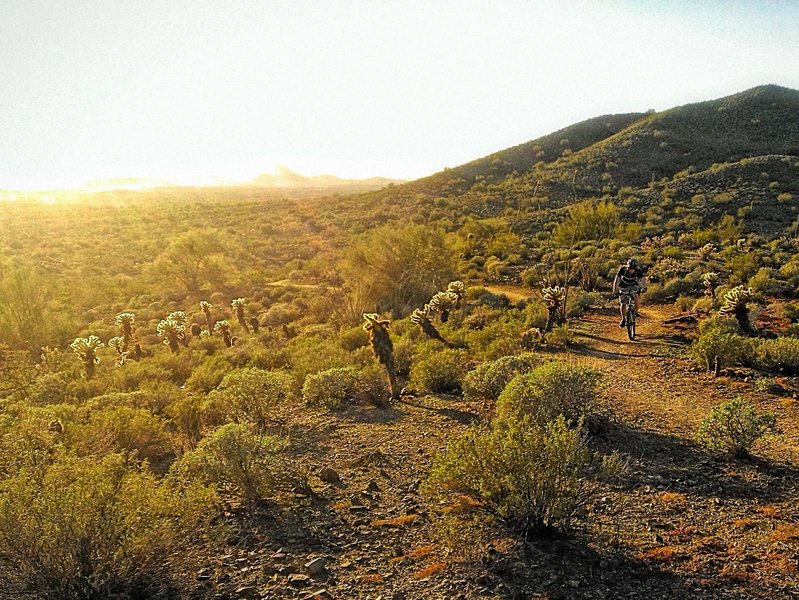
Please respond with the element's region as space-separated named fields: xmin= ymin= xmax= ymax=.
xmin=70 ymin=335 xmax=104 ymax=379
xmin=200 ymin=301 xmax=214 ymax=334
xmin=641 ymin=236 xmax=665 ymax=251
xmin=701 ymin=272 xmax=719 ymax=299
xmin=167 ymin=311 xmax=190 ymax=346
xmin=446 ymin=281 xmax=466 ymax=305
xmin=697 ymin=243 xmax=716 ymax=261
xmin=362 ymin=313 xmax=399 ymax=403
xmin=231 ymin=298 xmax=250 ymax=333
xmin=654 ymin=257 xmax=682 ymax=281
xmin=108 ymin=336 xmax=129 ymax=367
xmin=114 ymin=312 xmax=135 ymax=350
xmin=719 ymin=286 xmax=756 ymax=334
xmin=157 ymin=317 xmax=185 ymax=353
xmin=428 ymin=291 xmax=461 ymax=323
xmin=410 ymin=306 xmax=449 ymax=344
xmin=248 ymin=316 xmax=260 ymax=333
xmin=521 ymin=327 xmax=543 ymax=349
xmin=214 ymin=320 xmax=233 ymax=348
xmin=542 ymin=285 xmax=566 ymax=332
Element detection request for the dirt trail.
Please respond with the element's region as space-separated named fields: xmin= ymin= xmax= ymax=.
xmin=217 ymin=298 xmax=799 ymax=599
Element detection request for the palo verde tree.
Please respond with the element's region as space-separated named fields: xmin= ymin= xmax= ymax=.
xmin=70 ymin=335 xmax=104 ymax=379
xmin=231 ymin=298 xmax=250 ymax=333
xmin=362 ymin=313 xmax=399 ymax=403
xmin=344 ymin=224 xmax=457 ymax=317
xmin=153 ymin=230 xmax=228 ymax=293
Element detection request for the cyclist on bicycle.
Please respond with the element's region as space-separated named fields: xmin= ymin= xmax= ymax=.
xmin=613 ymin=258 xmax=646 ymax=327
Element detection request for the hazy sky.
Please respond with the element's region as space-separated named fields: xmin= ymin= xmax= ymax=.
xmin=1 ymin=0 xmax=797 ymax=190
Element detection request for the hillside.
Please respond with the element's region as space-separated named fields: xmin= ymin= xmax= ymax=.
xmin=359 ymin=85 xmax=799 ymax=237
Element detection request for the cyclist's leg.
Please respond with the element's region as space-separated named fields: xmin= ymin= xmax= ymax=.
xmin=632 ymin=291 xmax=641 ymax=316
xmin=619 ymin=294 xmax=628 ymax=326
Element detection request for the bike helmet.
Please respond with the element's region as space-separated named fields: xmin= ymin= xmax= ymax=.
xmin=626 ymin=258 xmax=638 ymax=267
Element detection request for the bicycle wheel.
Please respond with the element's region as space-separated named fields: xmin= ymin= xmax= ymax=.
xmin=626 ymin=308 xmax=636 ymax=340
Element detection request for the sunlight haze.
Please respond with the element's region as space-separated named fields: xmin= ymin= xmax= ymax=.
xmin=1 ymin=0 xmax=797 ymax=190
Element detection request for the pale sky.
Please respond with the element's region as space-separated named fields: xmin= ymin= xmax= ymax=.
xmin=1 ymin=0 xmax=797 ymax=190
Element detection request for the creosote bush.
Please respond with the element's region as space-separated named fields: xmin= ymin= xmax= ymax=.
xmin=302 ymin=366 xmax=390 ymax=410
xmin=170 ymin=422 xmax=305 ymax=505
xmin=462 ymin=352 xmax=543 ymax=401
xmin=410 ymin=347 xmax=471 ymax=394
xmin=496 ymin=361 xmax=602 ymax=427
xmin=0 ymin=452 xmax=216 ymax=600
xmin=424 ymin=416 xmax=619 ymax=536
xmin=754 ymin=337 xmax=799 ymax=374
xmin=302 ymin=366 xmax=360 ymax=410
xmin=206 ymin=368 xmax=295 ymax=431
xmin=697 ymin=396 xmax=777 ymax=458
xmin=691 ymin=317 xmax=752 ymax=372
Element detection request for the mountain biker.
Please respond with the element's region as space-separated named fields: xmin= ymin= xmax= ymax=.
xmin=613 ymin=258 xmax=646 ymax=327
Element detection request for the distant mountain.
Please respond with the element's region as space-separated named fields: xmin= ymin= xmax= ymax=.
xmin=80 ymin=177 xmax=177 ymax=192
xmin=250 ymin=166 xmax=404 ymax=191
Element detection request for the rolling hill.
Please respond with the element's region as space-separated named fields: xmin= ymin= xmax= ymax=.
xmin=362 ymin=84 xmax=799 ymax=235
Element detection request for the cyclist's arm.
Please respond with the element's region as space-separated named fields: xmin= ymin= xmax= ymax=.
xmin=612 ymin=273 xmax=620 ymax=294
xmin=637 ymin=275 xmax=648 ymax=290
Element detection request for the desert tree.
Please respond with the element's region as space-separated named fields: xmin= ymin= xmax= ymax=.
xmin=231 ymin=298 xmax=250 ymax=333
xmin=362 ymin=313 xmax=399 ymax=403
xmin=344 ymin=224 xmax=457 ymax=317
xmin=70 ymin=335 xmax=104 ymax=379
xmin=153 ymin=230 xmax=228 ymax=293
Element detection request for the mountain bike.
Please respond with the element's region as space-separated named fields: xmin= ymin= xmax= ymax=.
xmin=619 ymin=288 xmax=645 ymax=341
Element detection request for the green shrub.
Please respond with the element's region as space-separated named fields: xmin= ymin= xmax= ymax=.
xmin=783 ymin=302 xmax=799 ymax=323
xmin=754 ymin=337 xmax=799 ymax=374
xmin=697 ymin=397 xmax=777 ymax=458
xmin=462 ymin=353 xmax=543 ymax=401
xmin=302 ymin=366 xmax=360 ymax=410
xmin=285 ymin=334 xmax=352 ymax=381
xmin=544 ymin=323 xmax=575 ymax=347
xmin=691 ymin=318 xmax=753 ymax=371
xmin=67 ymin=405 xmax=177 ymax=474
xmin=424 ymin=416 xmax=619 ymax=535
xmin=183 ymin=354 xmax=233 ymax=392
xmin=171 ymin=423 xmax=303 ymax=504
xmin=0 ymin=453 xmax=215 ymax=600
xmin=207 ymin=368 xmax=295 ymax=431
xmin=496 ymin=362 xmax=602 ymax=426
xmin=410 ymin=348 xmax=470 ymax=394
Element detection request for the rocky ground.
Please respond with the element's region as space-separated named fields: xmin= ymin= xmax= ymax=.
xmin=186 ymin=303 xmax=799 ymax=599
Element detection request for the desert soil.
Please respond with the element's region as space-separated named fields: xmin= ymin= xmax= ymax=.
xmin=195 ymin=299 xmax=799 ymax=600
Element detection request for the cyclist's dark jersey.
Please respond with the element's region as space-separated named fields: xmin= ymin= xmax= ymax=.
xmin=617 ymin=266 xmax=644 ymax=288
